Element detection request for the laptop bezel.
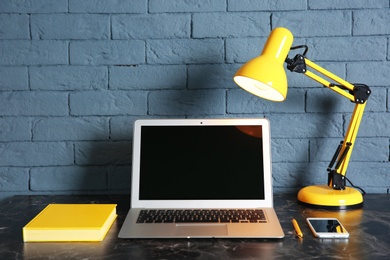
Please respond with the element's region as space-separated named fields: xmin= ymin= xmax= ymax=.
xmin=130 ymin=118 xmax=274 ymax=209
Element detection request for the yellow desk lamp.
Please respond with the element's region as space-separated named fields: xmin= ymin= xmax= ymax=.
xmin=234 ymin=27 xmax=371 ymax=209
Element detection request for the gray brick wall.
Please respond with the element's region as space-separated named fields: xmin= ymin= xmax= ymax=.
xmin=1 ymin=0 xmax=389 ymax=202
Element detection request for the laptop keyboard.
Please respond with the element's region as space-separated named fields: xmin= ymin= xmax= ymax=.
xmin=136 ymin=209 xmax=266 ymax=224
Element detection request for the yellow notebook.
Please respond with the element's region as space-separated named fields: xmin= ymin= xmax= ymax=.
xmin=23 ymin=204 xmax=117 ymax=242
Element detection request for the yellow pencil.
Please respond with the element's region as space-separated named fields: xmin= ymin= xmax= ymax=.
xmin=292 ymin=219 xmax=303 ymax=238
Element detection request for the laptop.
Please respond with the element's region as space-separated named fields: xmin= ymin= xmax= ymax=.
xmin=118 ymin=118 xmax=284 ymax=239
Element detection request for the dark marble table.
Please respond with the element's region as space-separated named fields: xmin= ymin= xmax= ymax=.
xmin=1 ymin=194 xmax=389 ymax=259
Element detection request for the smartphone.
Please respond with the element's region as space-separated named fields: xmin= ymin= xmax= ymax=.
xmin=306 ymin=218 xmax=349 ymax=238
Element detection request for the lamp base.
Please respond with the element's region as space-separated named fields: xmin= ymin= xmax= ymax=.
xmin=297 ymin=185 xmax=363 ymax=210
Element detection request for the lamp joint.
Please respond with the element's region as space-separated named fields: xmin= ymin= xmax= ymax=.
xmin=286 ymin=54 xmax=306 ymax=73
xmin=328 ymin=170 xmax=346 ymax=190
xmin=352 ymin=84 xmax=371 ymax=104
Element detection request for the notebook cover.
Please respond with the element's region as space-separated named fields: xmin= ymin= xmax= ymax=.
xmin=23 ymin=204 xmax=117 ymax=242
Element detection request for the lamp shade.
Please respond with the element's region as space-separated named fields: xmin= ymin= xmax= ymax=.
xmin=234 ymin=27 xmax=294 ymax=101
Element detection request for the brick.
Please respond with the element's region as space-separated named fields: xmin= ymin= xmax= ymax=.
xmin=110 ymin=116 xmax=139 ymax=140
xmin=287 ymin=72 xmax=317 ymax=89
xmin=272 ymin=11 xmax=351 ymax=37
xmin=69 ymin=91 xmax=148 ymax=116
xmin=30 ymin=66 xmax=108 ymax=90
xmin=148 ymin=89 xmax=226 ymax=116
xmin=284 ymin=161 xmax=390 ymax=192
xmin=266 ymin=113 xmax=343 ymax=138
xmin=0 ymin=67 xmax=28 ymax=90
xmin=69 ymin=0 xmax=146 ymax=13
xmin=0 ymin=168 xmax=29 ymax=191
xmin=226 ymin=37 xmax=267 ymax=63
xmin=0 ymin=0 xmax=68 ymax=13
xmin=347 ymin=62 xmax=390 ymax=87
xmin=310 ymin=137 xmax=388 ymax=163
xmin=147 ymin=39 xmax=224 ymax=64
xmin=306 ymin=37 xmax=386 ymax=61
xmin=31 ymin=14 xmax=110 ymax=40
xmin=308 ymin=87 xmax=385 ymax=113
xmin=75 ymin=141 xmax=132 ymax=165
xmin=107 ymin=166 xmax=131 ymax=190
xmin=193 ymin=13 xmax=270 ymax=38
xmin=272 ymin=162 xmax=327 ymax=188
xmin=30 ymin=166 xmax=107 ymax=191
xmin=33 ymin=117 xmax=109 ymax=141
xmin=346 ymin=162 xmax=390 ymax=190
xmin=188 ymin=64 xmax=239 ymax=89
xmin=149 ymin=0 xmax=226 ymax=13
xmin=110 ymin=65 xmax=186 ymax=90
xmin=354 ymin=10 xmax=390 ymax=36
xmin=110 ymin=116 xmax=175 ymax=141
xmin=308 ymin=0 xmax=388 ymax=10
xmin=307 ymin=88 xmax=361 ymax=113
xmin=0 ymin=118 xmax=31 ymax=141
xmin=227 ymin=88 xmax=305 ymax=114
xmin=112 ymin=14 xmax=190 ymax=39
xmin=355 ymin=112 xmax=390 ymax=137
xmin=0 ymin=14 xmax=29 ymax=39
xmin=228 ymin=0 xmax=306 ymax=11
xmin=364 ymin=87 xmax=387 ymax=112
xmin=0 ymin=40 xmax=68 ymax=66
xmin=272 ymin=139 xmax=309 ymax=162
xmin=0 ymin=91 xmax=68 ymax=116
xmin=363 ymin=187 xmax=390 ymax=193
xmin=70 ymin=40 xmax=145 ymax=65
xmin=110 ymin=116 xmax=171 ymax=141
xmin=0 ymin=142 xmax=73 ymax=166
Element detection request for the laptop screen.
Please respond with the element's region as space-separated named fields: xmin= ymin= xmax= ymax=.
xmin=139 ymin=125 xmax=265 ymax=200
xmin=131 ymin=118 xmax=274 ymax=209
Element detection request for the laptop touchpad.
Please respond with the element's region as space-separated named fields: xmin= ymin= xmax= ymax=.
xmin=175 ymin=224 xmax=228 ymax=237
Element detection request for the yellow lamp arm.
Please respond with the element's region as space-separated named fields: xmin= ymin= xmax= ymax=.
xmin=304 ymin=59 xmax=355 ymax=102
xmin=337 ymin=103 xmax=366 ymax=176
xmin=286 ymin=54 xmax=371 ymax=190
xmin=327 ymin=101 xmax=366 ymax=189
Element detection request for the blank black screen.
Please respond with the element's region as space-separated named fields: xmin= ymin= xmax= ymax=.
xmin=309 ymin=219 xmax=343 ymax=233
xmin=139 ymin=125 xmax=265 ymax=200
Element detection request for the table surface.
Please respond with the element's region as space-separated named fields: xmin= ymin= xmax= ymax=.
xmin=1 ymin=194 xmax=389 ymax=260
